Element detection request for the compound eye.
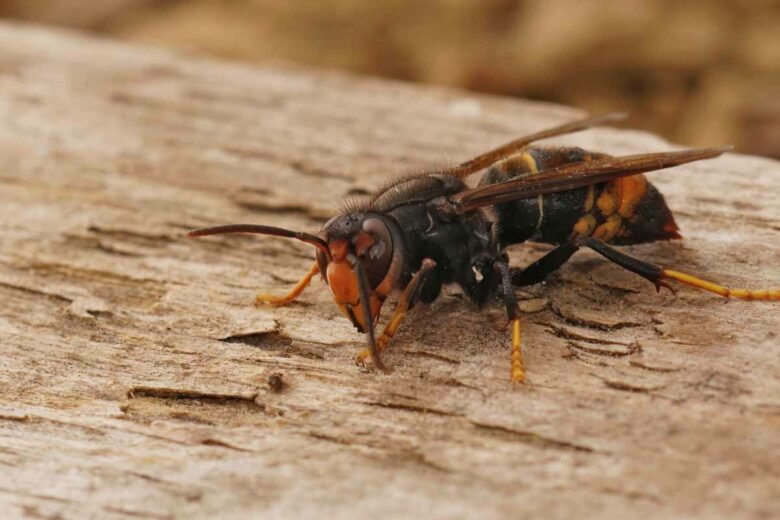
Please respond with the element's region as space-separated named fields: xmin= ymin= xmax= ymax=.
xmin=356 ymin=217 xmax=393 ymax=288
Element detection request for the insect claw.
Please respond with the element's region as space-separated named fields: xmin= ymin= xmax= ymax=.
xmin=355 ymin=349 xmax=371 ymax=368
xmin=655 ymin=280 xmax=677 ymax=296
xmin=355 ymin=349 xmax=392 ymax=373
xmin=255 ymin=294 xmax=280 ymax=307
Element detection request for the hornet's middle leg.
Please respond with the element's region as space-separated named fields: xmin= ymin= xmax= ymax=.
xmin=495 ymin=260 xmax=525 ymax=383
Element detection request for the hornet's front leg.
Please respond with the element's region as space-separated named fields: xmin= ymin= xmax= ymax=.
xmin=356 ymin=259 xmax=437 ymax=367
xmin=256 ymin=261 xmax=319 ymax=307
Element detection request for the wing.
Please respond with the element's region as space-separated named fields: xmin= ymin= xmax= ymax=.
xmin=443 ymin=112 xmax=626 ymax=179
xmin=449 ymin=147 xmax=732 ymax=214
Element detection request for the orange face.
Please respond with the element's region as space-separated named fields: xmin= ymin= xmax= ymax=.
xmin=327 ymin=261 xmax=383 ymax=332
xmin=320 ymin=220 xmax=400 ymax=333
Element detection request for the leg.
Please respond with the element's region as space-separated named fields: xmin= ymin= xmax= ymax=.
xmin=659 ymin=269 xmax=779 ymax=300
xmin=514 ymin=238 xmax=780 ymax=300
xmin=355 ymin=259 xmax=437 ymax=366
xmin=255 ymin=261 xmax=319 ymax=307
xmin=495 ymin=261 xmax=525 ymax=383
xmin=511 ymin=241 xmax=580 ymax=287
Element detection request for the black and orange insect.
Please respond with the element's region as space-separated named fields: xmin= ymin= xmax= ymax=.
xmin=189 ymin=114 xmax=778 ymax=382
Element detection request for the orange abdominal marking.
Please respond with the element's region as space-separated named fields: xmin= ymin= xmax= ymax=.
xmin=580 ymin=175 xmax=648 ymax=241
xmin=584 ymin=185 xmax=596 ymax=212
xmin=617 ymin=175 xmax=647 ymax=218
xmin=573 ymin=214 xmax=597 ymax=237
xmin=592 ymin=214 xmax=623 ymax=241
xmin=596 ymin=175 xmax=648 ymax=220
xmin=597 ymin=182 xmax=619 ymax=216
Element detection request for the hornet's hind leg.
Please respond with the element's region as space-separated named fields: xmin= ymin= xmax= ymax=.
xmin=513 ymin=238 xmax=780 ymax=300
xmin=256 ymin=261 xmax=320 ymax=307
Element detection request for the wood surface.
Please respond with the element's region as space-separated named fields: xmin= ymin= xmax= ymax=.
xmin=0 ymin=22 xmax=778 ymax=520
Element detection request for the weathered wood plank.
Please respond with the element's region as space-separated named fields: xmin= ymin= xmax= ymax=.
xmin=0 ymin=22 xmax=778 ymax=519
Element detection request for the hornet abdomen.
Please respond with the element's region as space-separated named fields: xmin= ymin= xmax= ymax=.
xmin=480 ymin=146 xmax=681 ymax=247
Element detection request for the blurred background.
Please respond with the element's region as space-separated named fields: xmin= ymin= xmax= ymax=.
xmin=1 ymin=0 xmax=777 ymax=157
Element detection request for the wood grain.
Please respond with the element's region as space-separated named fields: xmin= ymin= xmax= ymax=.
xmin=0 ymin=22 xmax=778 ymax=519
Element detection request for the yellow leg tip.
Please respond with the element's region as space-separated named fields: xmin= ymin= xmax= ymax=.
xmin=510 ymin=318 xmax=525 ymax=383
xmin=662 ymin=270 xmax=780 ymax=301
xmin=255 ymin=294 xmax=290 ymax=307
xmin=355 ymin=349 xmax=371 ymax=367
xmin=356 ymin=334 xmax=392 ymax=368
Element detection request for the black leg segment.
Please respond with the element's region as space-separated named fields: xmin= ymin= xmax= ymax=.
xmin=495 ymin=261 xmax=521 ymax=319
xmin=512 ymin=237 xmax=667 ymax=290
xmin=494 ymin=260 xmax=525 ymax=382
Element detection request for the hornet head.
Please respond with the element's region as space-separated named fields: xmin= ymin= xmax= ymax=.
xmin=187 ymin=212 xmax=404 ymax=370
xmin=316 ymin=212 xmax=403 ymax=333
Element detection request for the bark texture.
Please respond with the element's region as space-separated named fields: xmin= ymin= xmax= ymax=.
xmin=0 ymin=22 xmax=778 ymax=520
